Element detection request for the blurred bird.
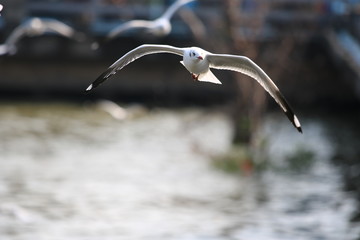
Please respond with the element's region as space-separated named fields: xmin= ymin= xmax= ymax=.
xmin=93 ymin=99 xmax=148 ymax=120
xmin=0 ymin=4 xmax=3 ymax=15
xmin=85 ymin=44 xmax=302 ymax=133
xmin=0 ymin=17 xmax=78 ymax=55
xmin=107 ymin=0 xmax=196 ymax=40
xmin=95 ymin=99 xmax=128 ymax=120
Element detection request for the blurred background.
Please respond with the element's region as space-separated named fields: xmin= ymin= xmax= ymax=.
xmin=1 ymin=0 xmax=360 ymax=239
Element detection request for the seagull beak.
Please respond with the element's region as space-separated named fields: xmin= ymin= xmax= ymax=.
xmin=197 ymin=56 xmax=203 ymax=60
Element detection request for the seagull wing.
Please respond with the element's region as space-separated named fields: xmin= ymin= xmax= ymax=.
xmin=4 ymin=23 xmax=29 ymax=48
xmin=207 ymin=53 xmax=302 ymax=133
xmin=41 ymin=19 xmax=75 ymax=38
xmin=161 ymin=0 xmax=196 ymax=20
xmin=86 ymin=44 xmax=184 ymax=91
xmin=0 ymin=44 xmax=8 ymax=55
xmin=107 ymin=20 xmax=155 ymax=40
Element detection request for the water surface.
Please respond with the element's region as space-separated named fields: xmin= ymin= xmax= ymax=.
xmin=0 ymin=102 xmax=358 ymax=240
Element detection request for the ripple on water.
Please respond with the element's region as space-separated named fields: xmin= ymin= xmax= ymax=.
xmin=0 ymin=103 xmax=358 ymax=240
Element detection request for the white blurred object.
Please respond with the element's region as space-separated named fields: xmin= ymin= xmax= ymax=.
xmin=0 ymin=17 xmax=78 ymax=55
xmin=94 ymin=100 xmax=148 ymax=120
xmin=107 ymin=0 xmax=196 ymax=39
xmin=0 ymin=203 xmax=33 ymax=223
xmin=95 ymin=100 xmax=128 ymax=120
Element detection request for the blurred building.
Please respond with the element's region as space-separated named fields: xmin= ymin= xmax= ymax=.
xmin=0 ymin=0 xmax=207 ymax=38
xmin=0 ymin=0 xmax=359 ymax=105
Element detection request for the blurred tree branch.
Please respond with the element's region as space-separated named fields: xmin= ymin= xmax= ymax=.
xmin=220 ymin=0 xmax=297 ymax=146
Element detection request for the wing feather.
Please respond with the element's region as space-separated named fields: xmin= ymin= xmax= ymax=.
xmin=4 ymin=24 xmax=28 ymax=47
xmin=43 ymin=19 xmax=75 ymax=38
xmin=207 ymin=53 xmax=302 ymax=133
xmin=107 ymin=20 xmax=154 ymax=40
xmin=86 ymin=44 xmax=184 ymax=91
xmin=0 ymin=44 xmax=8 ymax=55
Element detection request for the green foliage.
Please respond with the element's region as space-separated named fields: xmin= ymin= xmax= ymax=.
xmin=211 ymin=143 xmax=270 ymax=175
xmin=213 ymin=145 xmax=251 ymax=174
xmin=213 ymin=143 xmax=316 ymax=175
xmin=285 ymin=147 xmax=316 ymax=173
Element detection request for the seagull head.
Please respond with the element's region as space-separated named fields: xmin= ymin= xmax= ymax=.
xmin=26 ymin=18 xmax=44 ymax=35
xmin=187 ymin=48 xmax=204 ymax=61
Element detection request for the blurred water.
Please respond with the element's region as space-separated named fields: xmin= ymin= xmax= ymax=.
xmin=0 ymin=102 xmax=358 ymax=240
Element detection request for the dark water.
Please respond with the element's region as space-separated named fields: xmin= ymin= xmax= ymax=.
xmin=0 ymin=102 xmax=359 ymax=240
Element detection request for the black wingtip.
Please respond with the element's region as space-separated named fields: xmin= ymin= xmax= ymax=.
xmin=288 ymin=113 xmax=303 ymax=134
xmin=297 ymin=126 xmax=303 ymax=134
xmin=84 ymin=69 xmax=113 ymax=93
xmin=84 ymin=84 xmax=93 ymax=93
xmin=293 ymin=114 xmax=303 ymax=134
xmin=282 ymin=103 xmax=303 ymax=134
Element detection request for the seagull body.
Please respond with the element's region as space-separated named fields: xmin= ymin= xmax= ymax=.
xmin=107 ymin=0 xmax=195 ymax=39
xmin=86 ymin=44 xmax=302 ymax=133
xmin=0 ymin=17 xmax=76 ymax=55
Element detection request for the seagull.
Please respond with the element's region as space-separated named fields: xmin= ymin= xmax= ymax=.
xmin=95 ymin=99 xmax=128 ymax=120
xmin=0 ymin=17 xmax=77 ymax=55
xmin=85 ymin=44 xmax=302 ymax=133
xmin=107 ymin=0 xmax=196 ymax=40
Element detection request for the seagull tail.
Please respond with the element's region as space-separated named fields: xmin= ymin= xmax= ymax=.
xmin=197 ymin=70 xmax=222 ymax=84
xmin=179 ymin=61 xmax=222 ymax=85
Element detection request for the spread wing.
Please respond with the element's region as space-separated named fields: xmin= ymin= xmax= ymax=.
xmin=207 ymin=53 xmax=302 ymax=133
xmin=161 ymin=0 xmax=196 ymax=20
xmin=107 ymin=20 xmax=154 ymax=40
xmin=0 ymin=44 xmax=9 ymax=55
xmin=4 ymin=23 xmax=29 ymax=48
xmin=86 ymin=44 xmax=184 ymax=92
xmin=41 ymin=19 xmax=75 ymax=38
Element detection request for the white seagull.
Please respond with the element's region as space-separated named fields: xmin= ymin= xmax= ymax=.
xmin=107 ymin=0 xmax=196 ymax=40
xmin=95 ymin=99 xmax=128 ymax=120
xmin=0 ymin=17 xmax=77 ymax=55
xmin=85 ymin=44 xmax=302 ymax=133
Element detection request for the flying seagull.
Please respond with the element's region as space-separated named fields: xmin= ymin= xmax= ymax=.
xmin=107 ymin=0 xmax=196 ymax=40
xmin=95 ymin=99 xmax=128 ymax=120
xmin=85 ymin=44 xmax=302 ymax=133
xmin=0 ymin=17 xmax=77 ymax=55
